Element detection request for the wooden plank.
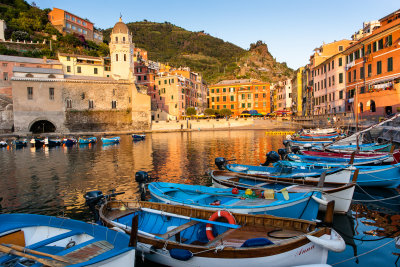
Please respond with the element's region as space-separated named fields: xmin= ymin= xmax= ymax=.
xmin=0 ymin=230 xmax=25 ymax=247
xmin=205 ymin=228 xmax=237 ymax=247
xmin=158 ymin=220 xmax=198 ymax=239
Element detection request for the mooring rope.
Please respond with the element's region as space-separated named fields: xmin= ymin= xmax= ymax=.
xmin=331 ymin=238 xmax=396 ymax=265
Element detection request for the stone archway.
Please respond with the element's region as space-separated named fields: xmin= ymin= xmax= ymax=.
xmin=29 ymin=120 xmax=56 ymax=133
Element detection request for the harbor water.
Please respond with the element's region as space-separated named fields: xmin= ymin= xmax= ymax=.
xmin=0 ymin=130 xmax=399 ymax=266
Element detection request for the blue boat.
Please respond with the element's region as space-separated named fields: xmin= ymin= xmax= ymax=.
xmin=13 ymin=139 xmax=27 ymax=148
xmin=101 ymin=137 xmax=120 ymax=144
xmin=62 ymin=138 xmax=77 ymax=147
xmin=299 ymin=134 xmax=339 ymax=139
xmin=314 ymin=143 xmax=392 ymax=152
xmin=279 ymin=160 xmax=400 ymax=188
xmin=0 ymin=213 xmax=136 ymax=266
xmin=289 ymin=139 xmax=334 ymax=146
xmin=79 ymin=137 xmax=97 ymax=144
xmin=132 ymin=134 xmax=145 ymax=141
xmin=30 ymin=138 xmax=45 ymax=148
xmin=45 ymin=137 xmax=62 ymax=147
xmin=287 ymin=153 xmax=393 ymax=165
xmin=148 ymin=182 xmax=321 ymax=220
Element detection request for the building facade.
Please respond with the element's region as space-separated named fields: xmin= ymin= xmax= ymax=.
xmin=58 ymin=53 xmax=111 ymax=78
xmin=11 ymin=19 xmax=151 ymax=133
xmin=48 ymin=8 xmax=103 ymax=44
xmin=208 ymin=79 xmax=270 ymax=116
xmin=344 ymin=9 xmax=400 ymax=119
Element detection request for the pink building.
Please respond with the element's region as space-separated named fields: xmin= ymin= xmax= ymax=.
xmin=0 ymin=55 xmax=61 ymax=98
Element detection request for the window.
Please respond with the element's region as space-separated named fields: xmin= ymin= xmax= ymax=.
xmin=123 ymin=37 xmax=126 ymax=42
xmin=373 ymin=42 xmax=377 ymax=52
xmin=83 ymin=21 xmax=86 ymax=26
xmin=223 ymin=88 xmax=226 ymax=92
xmin=211 ymin=89 xmax=214 ymax=93
xmin=248 ymin=94 xmax=251 ymax=99
xmin=368 ymin=64 xmax=372 ymax=77
xmin=27 ymin=87 xmax=33 ymax=100
xmin=66 ymin=14 xmax=70 ymax=19
xmin=360 ymin=67 xmax=364 ymax=79
xmin=77 ymin=66 xmax=81 ymax=73
xmin=164 ymin=80 xmax=167 ymax=84
xmin=144 ymin=76 xmax=147 ymax=80
xmin=216 ymin=97 xmax=220 ymax=102
xmin=386 ymin=35 xmax=392 ymax=47
xmin=216 ymin=89 xmax=219 ymax=93
xmin=338 ymin=46 xmax=343 ymax=52
xmin=378 ymin=39 xmax=383 ymax=50
xmin=89 ymin=100 xmax=94 ymax=109
xmin=242 ymin=94 xmax=245 ymax=100
xmin=332 ymin=60 xmax=334 ymax=69
xmin=3 ymin=72 xmax=8 ymax=81
xmin=377 ymin=61 xmax=382 ymax=75
xmin=66 ymin=56 xmax=70 ymax=61
xmin=231 ymin=104 xmax=234 ymax=109
xmin=66 ymin=99 xmax=72 ymax=108
xmin=263 ymin=102 xmax=266 ymax=107
xmin=247 ymin=103 xmax=251 ymax=108
xmin=348 ymin=72 xmax=351 ymax=83
xmin=72 ymin=25 xmax=76 ymax=30
xmin=387 ymin=57 xmax=393 ymax=72
xmin=49 ymin=88 xmax=54 ymax=100
xmin=255 ymin=93 xmax=258 ymax=98
xmin=230 ymin=96 xmax=234 ymax=101
xmin=71 ymin=17 xmax=75 ymax=21
xmin=230 ymin=87 xmax=235 ymax=92
xmin=329 ymin=77 xmax=331 ymax=87
xmin=211 ymin=97 xmax=215 ymax=102
xmin=353 ymin=70 xmax=356 ymax=81
xmin=111 ymin=100 xmax=117 ymax=109
xmin=332 ymin=75 xmax=335 ymax=86
xmin=124 ymin=54 xmax=126 ymax=61
xmin=367 ymin=44 xmax=371 ymax=54
xmin=138 ymin=76 xmax=141 ymax=81
xmin=339 ymin=58 xmax=342 ymax=66
xmin=223 ymin=96 xmax=226 ymax=101
xmin=370 ymin=100 xmax=376 ymax=112
xmin=241 ymin=103 xmax=245 ymax=108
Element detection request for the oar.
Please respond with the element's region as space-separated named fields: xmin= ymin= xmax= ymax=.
xmin=2 ymin=243 xmax=79 ymax=264
xmin=141 ymin=208 xmax=241 ymax=229
xmin=0 ymin=244 xmax=67 ymax=267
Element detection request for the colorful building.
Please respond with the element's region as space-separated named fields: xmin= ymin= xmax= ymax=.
xmin=291 ymin=67 xmax=304 ymax=116
xmin=344 ymin=9 xmax=400 ymax=119
xmin=0 ymin=55 xmax=62 ymax=98
xmin=48 ymin=8 xmax=103 ymax=44
xmin=58 ymin=53 xmax=111 ymax=78
xmin=208 ymin=79 xmax=270 ymax=116
xmin=310 ymin=40 xmax=354 ymax=115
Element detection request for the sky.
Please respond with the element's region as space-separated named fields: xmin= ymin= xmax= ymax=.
xmin=33 ymin=0 xmax=399 ymax=70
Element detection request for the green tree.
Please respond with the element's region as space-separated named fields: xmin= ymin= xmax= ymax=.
xmin=186 ymin=107 xmax=196 ymax=116
xmin=204 ymin=108 xmax=215 ymax=116
xmin=98 ymin=42 xmax=110 ymax=56
xmin=11 ymin=31 xmax=30 ymax=41
xmin=219 ymin=108 xmax=232 ymax=117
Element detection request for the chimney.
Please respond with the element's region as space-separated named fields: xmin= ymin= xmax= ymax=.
xmin=43 ymin=56 xmax=47 ymax=63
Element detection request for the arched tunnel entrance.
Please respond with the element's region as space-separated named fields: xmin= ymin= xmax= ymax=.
xmin=30 ymin=120 xmax=56 ymax=134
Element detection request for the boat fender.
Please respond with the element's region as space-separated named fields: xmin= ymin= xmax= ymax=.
xmin=241 ymin=237 xmax=274 ymax=247
xmin=206 ymin=210 xmax=236 ymax=241
xmin=306 ymin=230 xmax=345 ymax=252
xmin=169 ymin=248 xmax=193 ymax=261
xmin=312 ymin=196 xmax=328 ymax=206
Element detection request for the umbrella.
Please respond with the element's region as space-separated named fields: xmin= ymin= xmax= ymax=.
xmin=249 ymin=110 xmax=258 ymax=115
xmin=241 ymin=110 xmax=250 ymax=114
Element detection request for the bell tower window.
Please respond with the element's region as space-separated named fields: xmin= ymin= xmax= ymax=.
xmin=124 ymin=54 xmax=126 ymax=61
xmin=115 ymin=37 xmax=118 ymax=43
xmin=116 ymin=54 xmax=118 ymax=61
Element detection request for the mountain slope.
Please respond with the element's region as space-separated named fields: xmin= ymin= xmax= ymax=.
xmin=103 ymin=22 xmax=294 ymax=83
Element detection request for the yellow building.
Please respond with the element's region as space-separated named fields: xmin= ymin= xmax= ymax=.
xmin=58 ymin=53 xmax=111 ymax=77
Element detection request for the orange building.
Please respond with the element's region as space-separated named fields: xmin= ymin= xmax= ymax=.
xmin=208 ymin=79 xmax=270 ymax=116
xmin=48 ymin=8 xmax=103 ymax=44
xmin=344 ymin=9 xmax=400 ymax=119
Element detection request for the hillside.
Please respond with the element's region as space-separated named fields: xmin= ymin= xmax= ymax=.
xmin=103 ymin=21 xmax=294 ymax=83
xmin=0 ymin=0 xmax=294 ymax=84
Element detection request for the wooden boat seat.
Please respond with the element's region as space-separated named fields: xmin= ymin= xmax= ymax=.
xmin=60 ymin=240 xmax=114 ymax=262
xmin=158 ymin=220 xmax=199 ymax=239
xmin=227 ymin=198 xmax=276 ymax=207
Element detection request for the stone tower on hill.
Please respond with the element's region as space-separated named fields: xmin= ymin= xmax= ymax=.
xmin=109 ymin=18 xmax=135 ymax=80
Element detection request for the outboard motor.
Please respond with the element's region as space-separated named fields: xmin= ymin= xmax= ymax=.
xmin=84 ymin=190 xmax=104 ymax=222
xmin=215 ymin=157 xmax=227 ymax=170
xmin=291 ymin=146 xmax=301 ymax=154
xmin=135 ymin=171 xmax=150 ymax=201
xmin=282 ymin=140 xmax=292 ymax=153
xmin=261 ymin=151 xmax=280 ymax=166
xmin=277 ymin=148 xmax=287 ymax=160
